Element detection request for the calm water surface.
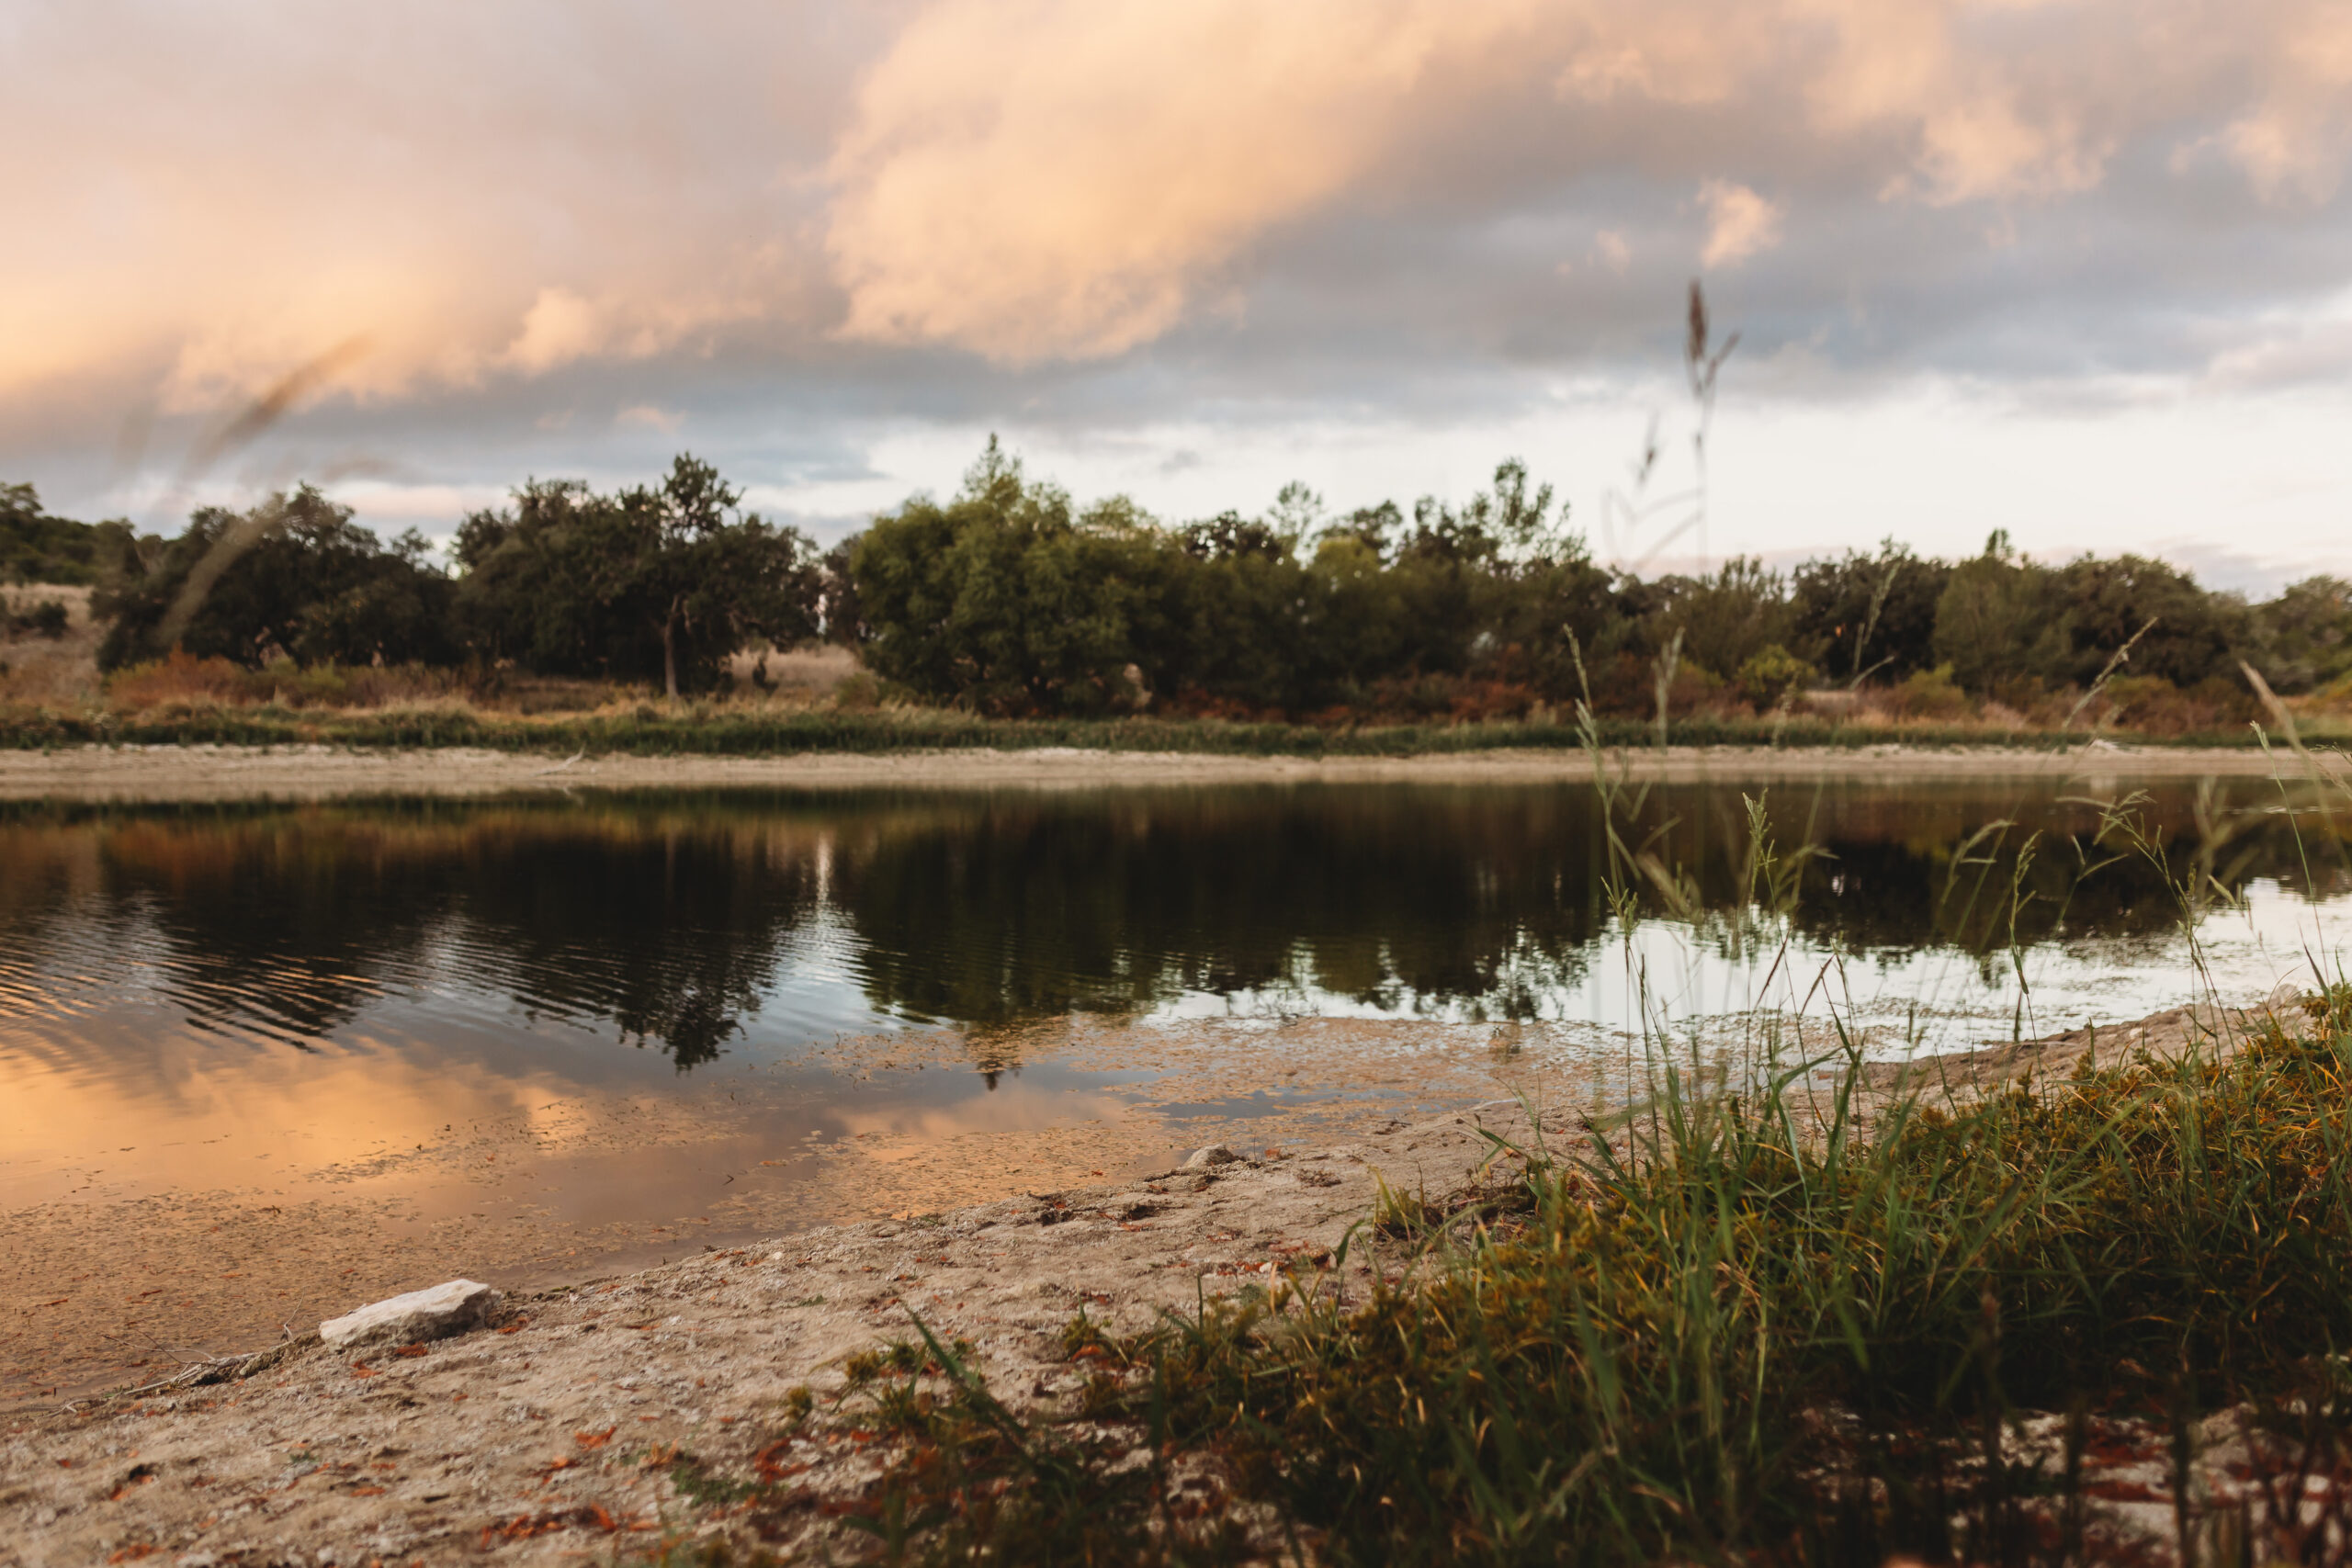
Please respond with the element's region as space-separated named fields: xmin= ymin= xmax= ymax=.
xmin=6 ymin=775 xmax=2352 ymax=1392
xmin=6 ymin=777 xmax=2352 ymax=1079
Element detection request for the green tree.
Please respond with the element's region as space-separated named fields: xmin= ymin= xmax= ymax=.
xmin=94 ymin=486 xmax=456 ymax=671
xmin=1453 ymin=462 xmax=1624 ymax=698
xmin=2044 ymin=553 xmax=2248 ymax=691
xmin=1929 ymin=534 xmax=2064 ymax=694
xmin=455 ymin=455 xmax=821 ymax=695
xmin=1791 ymin=542 xmax=1951 ymax=683
xmin=2 ymin=481 xmax=110 ymax=585
xmin=1161 ymin=511 xmax=1323 ymax=711
xmin=849 ymin=439 xmax=1178 ymax=714
xmin=1649 ymin=557 xmax=1797 ymax=681
xmin=2250 ymin=575 xmax=2352 ymax=694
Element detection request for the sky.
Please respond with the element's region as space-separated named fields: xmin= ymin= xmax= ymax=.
xmin=5 ymin=0 xmax=2351 ymax=592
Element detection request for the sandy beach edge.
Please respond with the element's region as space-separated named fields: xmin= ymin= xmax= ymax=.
xmin=2 ymin=739 xmax=2344 ymax=802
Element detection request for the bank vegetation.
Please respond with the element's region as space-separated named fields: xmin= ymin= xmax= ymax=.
xmin=7 ymin=440 xmax=2352 ymax=753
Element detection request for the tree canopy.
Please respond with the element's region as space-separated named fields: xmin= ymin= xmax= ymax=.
xmin=25 ymin=442 xmax=2352 ymax=720
xmin=455 ymin=455 xmax=821 ymax=695
xmin=95 ymin=486 xmax=456 ymax=671
xmin=2 ymin=482 xmax=112 ymax=586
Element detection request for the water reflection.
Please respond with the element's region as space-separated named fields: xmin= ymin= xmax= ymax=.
xmin=3 ymin=779 xmax=2350 ymax=1070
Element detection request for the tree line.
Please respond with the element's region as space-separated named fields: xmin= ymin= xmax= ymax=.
xmin=6 ymin=442 xmax=2349 ymax=719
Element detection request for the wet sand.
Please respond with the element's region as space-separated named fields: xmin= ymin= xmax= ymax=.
xmin=0 ymin=1018 xmax=1610 ymax=1410
xmin=0 ymin=739 xmax=2341 ymax=804
xmin=0 ymin=1106 xmax=1532 ymax=1565
xmin=0 ymin=992 xmax=2264 ymax=1415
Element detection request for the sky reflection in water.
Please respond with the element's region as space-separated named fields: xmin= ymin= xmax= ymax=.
xmin=4 ymin=777 xmax=2350 ymax=1208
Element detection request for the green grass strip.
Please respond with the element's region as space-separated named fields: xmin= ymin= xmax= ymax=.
xmin=0 ymin=705 xmax=2290 ymax=758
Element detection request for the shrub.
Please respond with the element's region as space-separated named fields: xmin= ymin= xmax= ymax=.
xmin=1888 ymin=662 xmax=1972 ymax=721
xmin=105 ymin=649 xmax=469 ymax=710
xmin=2092 ymin=673 xmax=2258 ymax=738
xmin=5 ymin=598 xmax=68 ymax=639
xmin=1733 ymin=643 xmax=1814 ymax=708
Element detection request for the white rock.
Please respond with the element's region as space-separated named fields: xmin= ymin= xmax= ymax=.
xmin=1183 ymin=1144 xmax=1241 ymax=1169
xmin=321 ymin=1279 xmax=502 ymax=1351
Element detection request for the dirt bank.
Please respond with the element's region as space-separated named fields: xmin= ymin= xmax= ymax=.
xmin=0 ymin=1106 xmax=1520 ymax=1566
xmin=2 ymin=739 xmax=2341 ymax=803
xmin=0 ymin=1017 xmax=1600 ymax=1413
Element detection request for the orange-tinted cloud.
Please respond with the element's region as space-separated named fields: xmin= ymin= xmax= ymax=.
xmin=3 ymin=0 xmax=2351 ymax=446
xmin=820 ymin=0 xmax=2351 ymax=364
xmin=0 ymin=3 xmax=856 ymax=426
xmin=2220 ymin=6 xmax=2352 ymax=201
xmin=1698 ymin=181 xmax=1785 ymax=268
xmin=824 ymin=0 xmax=1550 ymax=363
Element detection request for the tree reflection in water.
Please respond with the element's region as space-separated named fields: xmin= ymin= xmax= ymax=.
xmin=2 ymin=779 xmax=2346 ymax=1071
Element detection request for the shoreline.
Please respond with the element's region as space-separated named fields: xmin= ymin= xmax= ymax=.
xmin=2 ymin=739 xmax=2343 ymax=802
xmin=0 ymin=1104 xmax=1515 ymax=1563
xmin=0 ymin=995 xmax=2292 ymax=1564
xmin=0 ymin=999 xmax=2260 ymax=1418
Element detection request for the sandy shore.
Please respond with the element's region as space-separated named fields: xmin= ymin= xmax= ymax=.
xmin=1 ymin=739 xmax=2341 ymax=802
xmin=0 ymin=1017 xmax=1598 ymax=1413
xmin=0 ymin=1108 xmax=1512 ymax=1566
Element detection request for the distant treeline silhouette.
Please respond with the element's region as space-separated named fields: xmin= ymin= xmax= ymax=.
xmin=7 ymin=442 xmax=2348 ymax=723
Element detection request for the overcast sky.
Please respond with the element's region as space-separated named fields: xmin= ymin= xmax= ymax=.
xmin=6 ymin=0 xmax=2351 ymax=590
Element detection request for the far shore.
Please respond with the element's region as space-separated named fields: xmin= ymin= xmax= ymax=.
xmin=0 ymin=739 xmax=2345 ymax=803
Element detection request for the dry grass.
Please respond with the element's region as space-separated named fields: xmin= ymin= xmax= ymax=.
xmin=0 ymin=584 xmax=102 ymax=707
xmin=724 ymin=640 xmax=862 ymax=700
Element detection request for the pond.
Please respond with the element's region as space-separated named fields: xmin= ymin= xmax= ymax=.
xmin=5 ymin=773 xmax=2350 ymax=1400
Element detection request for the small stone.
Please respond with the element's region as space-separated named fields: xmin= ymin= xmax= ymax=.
xmin=321 ymin=1280 xmax=502 ymax=1351
xmin=1183 ymin=1145 xmax=1240 ymax=1169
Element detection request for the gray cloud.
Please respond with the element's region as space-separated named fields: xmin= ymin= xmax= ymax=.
xmin=4 ymin=0 xmax=2350 ymax=558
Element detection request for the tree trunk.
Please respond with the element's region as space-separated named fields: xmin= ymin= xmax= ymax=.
xmin=662 ymin=597 xmax=681 ymax=700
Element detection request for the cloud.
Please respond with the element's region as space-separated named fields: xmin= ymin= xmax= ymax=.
xmin=616 ymin=404 xmax=686 ymax=434
xmin=824 ymin=0 xmax=1543 ymax=364
xmin=503 ymin=290 xmax=609 ymax=378
xmin=0 ymin=3 xmax=866 ymax=419
xmin=1697 ymin=181 xmax=1784 ymax=267
xmin=9 ymin=0 xmax=2352 ymax=546
xmin=820 ymin=0 xmax=2350 ymax=366
xmin=2219 ymin=7 xmax=2352 ymax=202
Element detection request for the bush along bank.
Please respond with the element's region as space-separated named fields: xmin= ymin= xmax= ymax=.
xmin=12 ymin=429 xmax=2352 ymax=737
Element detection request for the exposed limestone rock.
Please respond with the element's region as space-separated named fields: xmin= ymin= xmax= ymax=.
xmin=319 ymin=1279 xmax=501 ymax=1351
